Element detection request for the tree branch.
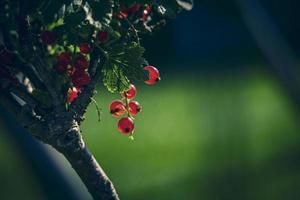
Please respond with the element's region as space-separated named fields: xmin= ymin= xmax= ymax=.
xmin=8 ymin=84 xmax=38 ymax=108
xmin=54 ymin=134 xmax=120 ymax=200
xmin=0 ymin=92 xmax=48 ymax=141
xmin=40 ymin=113 xmax=120 ymax=200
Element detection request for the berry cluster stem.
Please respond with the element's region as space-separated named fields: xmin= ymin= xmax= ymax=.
xmin=123 ymin=94 xmax=135 ymax=140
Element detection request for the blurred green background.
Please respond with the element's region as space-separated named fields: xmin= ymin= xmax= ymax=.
xmin=1 ymin=0 xmax=300 ymax=199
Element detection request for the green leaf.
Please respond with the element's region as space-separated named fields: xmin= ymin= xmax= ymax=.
xmin=102 ymin=61 xmax=131 ymax=93
xmin=102 ymin=42 xmax=148 ymax=93
xmin=109 ymin=42 xmax=147 ymax=80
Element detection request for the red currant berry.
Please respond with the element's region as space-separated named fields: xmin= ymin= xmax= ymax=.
xmin=129 ymin=101 xmax=141 ymax=116
xmin=116 ymin=7 xmax=128 ymax=19
xmin=55 ymin=64 xmax=67 ymax=73
xmin=71 ymin=71 xmax=91 ymax=87
xmin=97 ymin=31 xmax=109 ymax=43
xmin=67 ymin=87 xmax=80 ymax=104
xmin=57 ymin=52 xmax=72 ymax=65
xmin=41 ymin=31 xmax=55 ymax=45
xmin=118 ymin=117 xmax=135 ymax=135
xmin=142 ymin=5 xmax=152 ymax=21
xmin=79 ymin=43 xmax=91 ymax=54
xmin=74 ymin=54 xmax=89 ymax=71
xmin=121 ymin=84 xmax=137 ymax=99
xmin=110 ymin=100 xmax=127 ymax=117
xmin=144 ymin=66 xmax=160 ymax=85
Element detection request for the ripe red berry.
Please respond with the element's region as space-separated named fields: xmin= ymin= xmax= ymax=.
xmin=71 ymin=71 xmax=91 ymax=87
xmin=97 ymin=31 xmax=109 ymax=43
xmin=74 ymin=54 xmax=89 ymax=71
xmin=79 ymin=43 xmax=91 ymax=54
xmin=142 ymin=5 xmax=152 ymax=21
xmin=41 ymin=31 xmax=55 ymax=45
xmin=129 ymin=101 xmax=141 ymax=116
xmin=110 ymin=100 xmax=127 ymax=117
xmin=57 ymin=52 xmax=72 ymax=65
xmin=118 ymin=117 xmax=135 ymax=135
xmin=121 ymin=84 xmax=137 ymax=99
xmin=144 ymin=66 xmax=160 ymax=85
xmin=116 ymin=7 xmax=128 ymax=19
xmin=67 ymin=87 xmax=80 ymax=104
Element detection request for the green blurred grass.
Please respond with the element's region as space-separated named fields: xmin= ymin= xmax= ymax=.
xmin=1 ymin=70 xmax=300 ymax=200
xmin=81 ymin=71 xmax=300 ymax=200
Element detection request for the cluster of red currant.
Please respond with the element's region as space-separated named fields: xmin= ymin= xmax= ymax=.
xmin=40 ymin=30 xmax=109 ymax=104
xmin=55 ymin=47 xmax=92 ymax=104
xmin=109 ymin=65 xmax=160 ymax=138
xmin=116 ymin=3 xmax=152 ymax=21
xmin=40 ymin=21 xmax=161 ymax=138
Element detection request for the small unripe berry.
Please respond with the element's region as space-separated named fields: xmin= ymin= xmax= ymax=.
xmin=79 ymin=43 xmax=91 ymax=54
xmin=110 ymin=100 xmax=126 ymax=117
xmin=118 ymin=117 xmax=134 ymax=135
xmin=129 ymin=101 xmax=141 ymax=116
xmin=121 ymin=84 xmax=137 ymax=99
xmin=57 ymin=52 xmax=72 ymax=65
xmin=41 ymin=31 xmax=55 ymax=45
xmin=144 ymin=66 xmax=160 ymax=85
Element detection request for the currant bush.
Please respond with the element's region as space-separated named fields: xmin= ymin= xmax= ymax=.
xmin=0 ymin=0 xmax=192 ymax=198
xmin=0 ymin=0 xmax=193 ymax=138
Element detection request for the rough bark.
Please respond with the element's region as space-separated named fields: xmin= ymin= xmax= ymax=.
xmin=47 ymin=115 xmax=119 ymax=200
xmin=57 ymin=141 xmax=119 ymax=200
